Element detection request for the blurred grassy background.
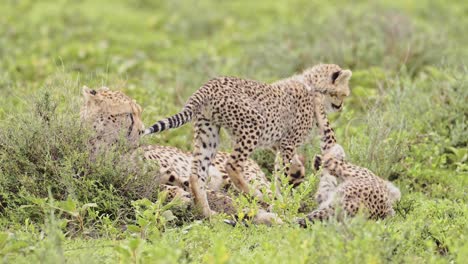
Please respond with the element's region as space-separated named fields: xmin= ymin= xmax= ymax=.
xmin=1 ymin=0 xmax=466 ymax=147
xmin=0 ymin=0 xmax=467 ymax=263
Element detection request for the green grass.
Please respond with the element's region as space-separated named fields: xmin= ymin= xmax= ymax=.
xmin=0 ymin=0 xmax=467 ymax=263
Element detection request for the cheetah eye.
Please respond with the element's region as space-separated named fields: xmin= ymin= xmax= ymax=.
xmin=90 ymin=89 xmax=97 ymax=95
xmin=331 ymin=71 xmax=341 ymax=84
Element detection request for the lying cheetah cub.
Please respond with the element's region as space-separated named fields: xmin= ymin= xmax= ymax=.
xmin=304 ymin=95 xmax=401 ymax=223
xmin=81 ymin=87 xmax=283 ymax=225
xmin=143 ymin=144 xmax=282 ymax=194
xmin=144 ymin=64 xmax=352 ymax=216
xmin=144 ymin=145 xmax=284 ymax=225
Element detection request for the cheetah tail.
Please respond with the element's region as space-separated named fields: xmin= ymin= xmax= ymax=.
xmin=143 ymin=108 xmax=193 ymax=135
xmin=144 ymin=84 xmax=209 ymax=135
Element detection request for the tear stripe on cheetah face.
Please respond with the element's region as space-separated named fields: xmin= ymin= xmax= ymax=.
xmin=293 ymin=65 xmax=351 ymax=113
xmin=144 ymin=63 xmax=351 ymax=217
xmin=306 ymin=96 xmax=401 ymax=223
xmin=80 ymin=87 xmax=286 ymax=223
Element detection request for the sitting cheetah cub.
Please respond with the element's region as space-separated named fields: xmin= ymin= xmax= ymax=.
xmin=303 ymin=95 xmax=401 ymax=224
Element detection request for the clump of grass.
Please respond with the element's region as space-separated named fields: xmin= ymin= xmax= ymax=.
xmin=0 ymin=78 xmax=161 ymax=228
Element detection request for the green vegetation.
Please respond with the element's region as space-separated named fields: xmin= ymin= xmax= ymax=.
xmin=0 ymin=0 xmax=467 ymax=263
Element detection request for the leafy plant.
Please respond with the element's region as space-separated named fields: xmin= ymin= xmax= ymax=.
xmin=126 ymin=192 xmax=182 ymax=240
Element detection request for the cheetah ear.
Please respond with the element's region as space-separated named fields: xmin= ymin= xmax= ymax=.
xmin=331 ymin=71 xmax=340 ymax=84
xmin=82 ymin=86 xmax=97 ymax=100
xmin=337 ymin=70 xmax=352 ymax=84
xmin=133 ymin=100 xmax=143 ymax=114
xmin=130 ymin=101 xmax=145 ymax=131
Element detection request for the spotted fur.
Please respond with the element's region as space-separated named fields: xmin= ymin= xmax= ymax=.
xmin=305 ymin=95 xmax=401 ymax=223
xmin=81 ymin=86 xmax=144 ymax=154
xmin=80 ymin=87 xmax=283 ymax=224
xmin=141 ymin=145 xmax=271 ymax=194
xmin=144 ymin=64 xmax=352 ymax=216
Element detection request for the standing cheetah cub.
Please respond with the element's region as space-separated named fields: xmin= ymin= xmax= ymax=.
xmin=303 ymin=95 xmax=401 ymax=223
xmin=144 ymin=64 xmax=352 ymax=216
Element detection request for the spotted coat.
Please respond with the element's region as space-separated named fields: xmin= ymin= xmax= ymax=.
xmin=144 ymin=64 xmax=352 ymax=216
xmin=305 ymin=95 xmax=401 ymax=223
xmin=80 ymin=87 xmax=282 ymax=225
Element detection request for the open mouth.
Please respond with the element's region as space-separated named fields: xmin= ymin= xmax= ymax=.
xmin=332 ymin=102 xmax=342 ymax=109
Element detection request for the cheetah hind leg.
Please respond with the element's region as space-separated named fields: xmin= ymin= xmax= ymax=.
xmin=297 ymin=206 xmax=335 ymax=228
xmin=301 ymin=198 xmax=360 ymax=226
xmin=189 ymin=118 xmax=220 ymax=217
xmin=225 ymin=142 xmax=263 ymax=200
xmin=307 ymin=206 xmax=335 ymax=222
xmin=300 ymin=190 xmax=338 ymax=227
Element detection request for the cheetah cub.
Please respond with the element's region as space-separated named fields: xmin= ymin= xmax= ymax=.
xmin=142 ymin=145 xmax=284 ymax=225
xmin=304 ymin=95 xmax=401 ymax=223
xmin=144 ymin=64 xmax=352 ymax=217
xmin=81 ymin=87 xmax=283 ymax=224
xmin=141 ymin=144 xmax=273 ymax=195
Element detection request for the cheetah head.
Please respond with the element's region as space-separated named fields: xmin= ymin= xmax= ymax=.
xmin=326 ymin=144 xmax=346 ymax=161
xmin=81 ymin=86 xmax=145 ymax=148
xmin=313 ymin=144 xmax=346 ymax=171
xmin=301 ymin=64 xmax=352 ymax=112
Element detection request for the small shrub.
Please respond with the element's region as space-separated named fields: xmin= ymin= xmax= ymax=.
xmin=0 ymin=80 xmax=161 ymax=230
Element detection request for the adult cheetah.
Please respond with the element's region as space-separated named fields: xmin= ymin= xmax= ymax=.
xmin=301 ymin=95 xmax=401 ymax=224
xmin=144 ymin=64 xmax=352 ymax=216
